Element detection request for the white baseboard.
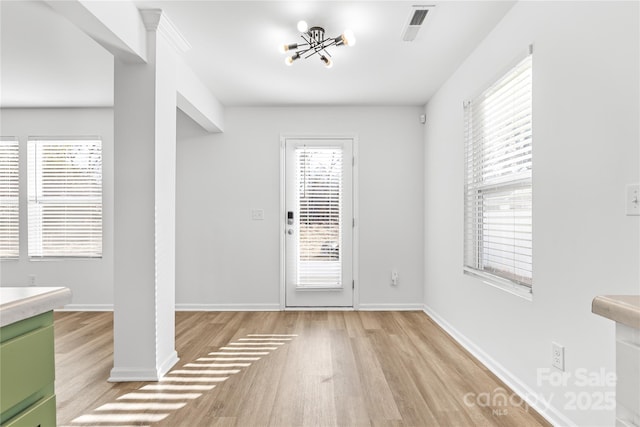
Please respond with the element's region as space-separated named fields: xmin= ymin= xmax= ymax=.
xmin=175 ymin=303 xmax=281 ymax=311
xmin=57 ymin=304 xmax=114 ymax=311
xmin=423 ymin=304 xmax=575 ymax=427
xmin=108 ymin=366 xmax=161 ymax=382
xmin=58 ymin=303 xmax=282 ymax=312
xmin=59 ymin=303 xmax=425 ymax=312
xmin=359 ymin=303 xmax=423 ymax=311
xmin=284 ymin=306 xmax=354 ymax=311
xmin=158 ymin=351 xmax=179 ymax=378
xmin=108 ymin=351 xmax=180 ymax=382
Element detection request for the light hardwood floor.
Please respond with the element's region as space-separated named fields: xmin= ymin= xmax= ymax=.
xmin=54 ymin=311 xmax=551 ymax=427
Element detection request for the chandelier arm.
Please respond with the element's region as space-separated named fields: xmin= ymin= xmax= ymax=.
xmin=295 ymin=45 xmax=315 ymax=57
xmin=307 ymin=44 xmax=328 ymax=58
xmin=301 ymin=37 xmax=339 ymax=59
xmin=300 ymin=33 xmax=313 ymax=45
xmin=303 ymin=49 xmax=321 ymax=60
xmin=313 ymin=46 xmax=328 ymax=58
xmin=319 ymin=39 xmax=339 ymax=57
xmin=289 ymin=42 xmax=310 ymax=51
xmin=322 ymin=38 xmax=338 ymax=47
xmin=308 ymin=41 xmax=325 ymax=57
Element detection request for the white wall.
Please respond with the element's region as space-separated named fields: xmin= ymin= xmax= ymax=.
xmin=423 ymin=2 xmax=639 ymax=426
xmin=0 ymin=105 xmax=424 ymax=310
xmin=176 ymin=106 xmax=424 ymax=309
xmin=0 ymin=108 xmax=114 ymax=307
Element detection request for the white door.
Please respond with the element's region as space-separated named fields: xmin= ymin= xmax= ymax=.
xmin=284 ymin=138 xmax=353 ymax=307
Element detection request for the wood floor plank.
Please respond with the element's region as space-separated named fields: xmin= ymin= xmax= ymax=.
xmin=301 ymin=326 xmax=336 ymax=426
xmin=351 ymin=336 xmax=403 ymax=422
xmin=343 ymin=311 xmax=367 ymax=338
xmin=367 ymin=330 xmax=440 ymax=426
xmin=268 ymin=339 xmax=305 ymax=426
xmin=328 ymin=327 xmax=371 ymax=427
xmin=54 ymin=311 xmax=551 ymax=427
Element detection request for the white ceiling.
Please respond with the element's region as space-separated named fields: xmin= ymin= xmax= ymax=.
xmin=0 ymin=1 xmax=515 ymax=108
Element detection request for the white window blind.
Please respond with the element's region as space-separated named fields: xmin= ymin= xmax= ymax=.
xmin=296 ymin=146 xmax=343 ymax=287
xmin=464 ymin=51 xmax=533 ymax=289
xmin=28 ymin=138 xmax=102 ymax=258
xmin=0 ymin=138 xmax=19 ymax=259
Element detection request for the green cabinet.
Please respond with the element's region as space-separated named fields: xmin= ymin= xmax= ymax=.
xmin=0 ymin=311 xmax=57 ymax=427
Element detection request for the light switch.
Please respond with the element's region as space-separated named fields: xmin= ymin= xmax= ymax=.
xmin=626 ymin=184 xmax=640 ymax=216
xmin=251 ymin=209 xmax=265 ymax=221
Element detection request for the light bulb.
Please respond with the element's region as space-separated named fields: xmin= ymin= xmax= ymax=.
xmin=320 ymin=55 xmax=333 ymax=69
xmin=280 ymin=43 xmax=298 ymax=53
xmin=297 ymin=20 xmax=308 ymax=33
xmin=341 ymin=29 xmax=356 ymax=47
xmin=285 ymin=53 xmax=300 ymax=66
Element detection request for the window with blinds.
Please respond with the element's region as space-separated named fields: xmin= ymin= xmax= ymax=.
xmin=296 ymin=146 xmax=343 ymax=287
xmin=0 ymin=138 xmax=19 ymax=259
xmin=464 ymin=50 xmax=533 ymax=291
xmin=27 ymin=138 xmax=102 ymax=258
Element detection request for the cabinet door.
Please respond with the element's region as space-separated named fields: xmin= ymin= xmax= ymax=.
xmin=4 ymin=395 xmax=56 ymax=427
xmin=0 ymin=325 xmax=55 ymax=413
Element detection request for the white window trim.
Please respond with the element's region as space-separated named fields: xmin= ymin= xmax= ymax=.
xmin=27 ymin=136 xmax=103 ymax=259
xmin=0 ymin=137 xmax=20 ymax=260
xmin=463 ymin=46 xmax=533 ymax=298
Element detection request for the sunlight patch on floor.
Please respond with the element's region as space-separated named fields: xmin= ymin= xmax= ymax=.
xmin=228 ymin=342 xmax=285 ymax=346
xmin=198 ymin=356 xmax=260 ymax=361
xmin=170 ymin=369 xmax=240 ymax=375
xmin=184 ymin=362 xmax=252 ymax=367
xmin=96 ymin=402 xmax=187 ymax=411
xmin=219 ymin=346 xmax=279 ymax=350
xmin=72 ymin=413 xmax=168 ymax=423
xmin=246 ymin=334 xmax=298 ymax=337
xmin=209 ymin=351 xmax=269 ymax=355
xmin=62 ymin=425 xmax=150 ymax=427
xmin=159 ymin=376 xmax=229 ymax=383
xmin=116 ymin=392 xmax=203 ymax=400
xmin=141 ymin=384 xmax=217 ymax=391
xmin=68 ymin=333 xmax=297 ymax=426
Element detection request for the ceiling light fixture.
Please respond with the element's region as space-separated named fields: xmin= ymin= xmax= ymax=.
xmin=280 ymin=20 xmax=356 ymax=68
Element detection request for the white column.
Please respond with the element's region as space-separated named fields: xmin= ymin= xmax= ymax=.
xmin=110 ymin=9 xmax=188 ymax=382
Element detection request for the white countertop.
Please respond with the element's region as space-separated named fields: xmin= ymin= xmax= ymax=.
xmin=592 ymin=295 xmax=640 ymax=329
xmin=0 ymin=287 xmax=72 ymax=327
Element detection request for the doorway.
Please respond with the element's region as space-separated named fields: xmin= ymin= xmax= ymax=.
xmin=281 ymin=136 xmax=356 ymax=308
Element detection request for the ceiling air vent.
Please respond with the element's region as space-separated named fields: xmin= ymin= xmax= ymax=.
xmin=402 ymin=5 xmax=434 ymax=42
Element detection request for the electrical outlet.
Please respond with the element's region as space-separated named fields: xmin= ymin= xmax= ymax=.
xmin=552 ymin=342 xmax=564 ymax=371
xmin=28 ymin=275 xmax=36 ymax=286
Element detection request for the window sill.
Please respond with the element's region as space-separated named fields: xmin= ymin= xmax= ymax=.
xmin=463 ymin=268 xmax=532 ymax=301
xmin=29 ymin=257 xmax=102 ymax=262
xmin=295 ymin=285 xmax=343 ymax=291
